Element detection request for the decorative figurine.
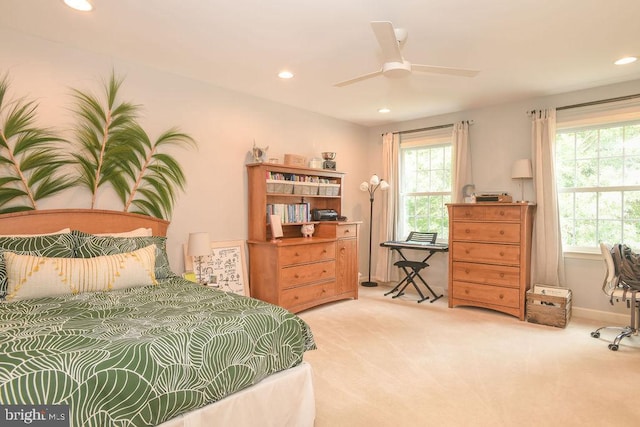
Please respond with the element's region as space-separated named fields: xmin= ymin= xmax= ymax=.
xmin=252 ymin=141 xmax=269 ymax=163
xmin=322 ymin=152 xmax=336 ymax=170
xmin=301 ymin=223 xmax=315 ymax=237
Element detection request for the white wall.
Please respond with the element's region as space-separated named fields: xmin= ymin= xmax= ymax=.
xmin=0 ymin=28 xmax=371 ymax=274
xmin=367 ymin=78 xmax=640 ymax=319
xmin=4 ymin=25 xmax=640 ymax=320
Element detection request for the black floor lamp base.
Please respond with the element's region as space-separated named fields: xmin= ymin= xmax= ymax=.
xmin=361 ymin=281 xmax=378 ymax=287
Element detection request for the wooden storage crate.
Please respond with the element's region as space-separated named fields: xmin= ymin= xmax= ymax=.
xmin=526 ymin=285 xmax=572 ymax=328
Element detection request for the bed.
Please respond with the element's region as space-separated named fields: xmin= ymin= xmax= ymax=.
xmin=0 ymin=209 xmax=316 ymax=427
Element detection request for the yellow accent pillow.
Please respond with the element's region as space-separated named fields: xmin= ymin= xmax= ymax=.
xmin=4 ymin=244 xmax=158 ymax=302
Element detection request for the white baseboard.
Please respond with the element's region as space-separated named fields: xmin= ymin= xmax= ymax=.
xmin=367 ymin=279 xmax=632 ymax=326
xmin=571 ymin=307 xmax=629 ymax=325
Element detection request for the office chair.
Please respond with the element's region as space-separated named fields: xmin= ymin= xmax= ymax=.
xmin=590 ymin=243 xmax=639 ymax=351
xmin=386 ymin=231 xmax=442 ymax=303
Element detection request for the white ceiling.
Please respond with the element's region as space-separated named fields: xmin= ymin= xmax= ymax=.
xmin=2 ymin=0 xmax=640 ymax=127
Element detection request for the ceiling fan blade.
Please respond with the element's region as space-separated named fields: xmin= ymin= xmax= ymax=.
xmin=412 ymin=64 xmax=480 ymax=77
xmin=371 ymin=21 xmax=403 ymax=63
xmin=333 ymin=69 xmax=383 ymax=87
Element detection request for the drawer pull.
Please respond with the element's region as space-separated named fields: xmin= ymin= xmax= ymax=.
xmin=344 ymin=229 xmax=350 ymax=233
xmin=499 ymin=251 xmax=505 ymax=256
xmin=465 ymin=249 xmax=470 ymax=254
xmin=322 ymin=270 xmax=327 ymax=273
xmin=499 ymin=211 xmax=505 ymax=216
xmin=322 ymin=249 xmax=327 ymax=254
xmin=294 ymin=274 xmax=300 ymax=279
xmin=499 ymin=294 xmax=504 ymax=299
xmin=465 ymin=269 xmax=470 ymax=274
xmin=499 ymin=273 xmax=504 ymax=278
xmin=465 ymin=229 xmax=470 ymax=233
xmin=464 ymin=289 xmax=470 ymax=294
xmin=294 ymin=252 xmax=300 ymax=257
xmin=500 ymin=230 xmax=505 ymax=235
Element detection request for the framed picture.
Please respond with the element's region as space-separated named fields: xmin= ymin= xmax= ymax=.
xmin=183 ymin=240 xmax=249 ymax=296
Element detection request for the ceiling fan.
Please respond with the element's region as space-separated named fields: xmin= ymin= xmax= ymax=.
xmin=334 ymin=21 xmax=479 ymax=87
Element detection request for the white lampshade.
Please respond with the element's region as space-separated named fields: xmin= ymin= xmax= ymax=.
xmin=369 ymin=175 xmax=380 ymax=186
xmin=359 ymin=181 xmax=370 ymax=191
xmin=511 ymin=159 xmax=533 ymax=179
xmin=187 ymin=232 xmax=211 ymax=257
xmin=379 ymin=180 xmax=390 ymax=191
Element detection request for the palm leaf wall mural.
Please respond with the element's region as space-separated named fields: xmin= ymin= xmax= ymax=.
xmin=0 ymin=74 xmax=75 ymax=214
xmin=69 ymin=72 xmax=141 ymax=209
xmin=0 ymin=70 xmax=195 ymax=220
xmin=117 ymin=123 xmax=195 ymax=219
xmin=68 ymin=71 xmax=196 ymax=220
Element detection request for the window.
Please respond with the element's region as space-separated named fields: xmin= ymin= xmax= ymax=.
xmin=555 ymin=119 xmax=640 ymax=250
xmin=398 ymin=130 xmax=452 ymax=241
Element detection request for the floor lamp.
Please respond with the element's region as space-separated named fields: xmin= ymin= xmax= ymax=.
xmin=359 ymin=174 xmax=389 ymax=287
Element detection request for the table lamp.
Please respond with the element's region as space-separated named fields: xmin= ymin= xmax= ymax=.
xmin=511 ymin=159 xmax=533 ymax=203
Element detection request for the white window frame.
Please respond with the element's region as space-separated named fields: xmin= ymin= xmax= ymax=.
xmin=556 ymin=100 xmax=640 ymax=253
xmin=398 ymin=129 xmax=452 ymax=242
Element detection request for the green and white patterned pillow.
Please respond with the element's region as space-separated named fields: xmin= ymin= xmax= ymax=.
xmin=0 ymin=233 xmax=76 ymax=299
xmin=71 ymin=230 xmax=173 ymax=279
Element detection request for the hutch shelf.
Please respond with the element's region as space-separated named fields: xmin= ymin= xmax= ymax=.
xmin=246 ymin=163 xmax=360 ymax=313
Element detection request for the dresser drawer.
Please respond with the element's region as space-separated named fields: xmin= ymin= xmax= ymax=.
xmin=451 ymin=242 xmax=521 ymax=265
xmin=452 ymin=205 xmax=521 ymax=221
xmin=452 ymin=222 xmax=521 ymax=243
xmin=337 ymin=224 xmax=358 ymax=239
xmin=452 ymin=281 xmax=520 ymax=308
xmin=280 ymin=260 xmax=336 ymax=288
xmin=281 ymin=280 xmax=336 ymax=307
xmin=452 ymin=261 xmax=520 ymax=287
xmin=279 ymin=242 xmax=335 ymax=266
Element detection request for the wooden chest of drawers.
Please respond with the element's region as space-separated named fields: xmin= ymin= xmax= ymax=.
xmin=447 ymin=203 xmax=535 ymax=320
xmin=248 ymin=222 xmax=359 ymax=313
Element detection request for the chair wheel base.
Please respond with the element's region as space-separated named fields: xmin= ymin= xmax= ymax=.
xmin=608 ymin=344 xmax=619 ymax=351
xmin=591 ymin=331 xmax=600 ymax=338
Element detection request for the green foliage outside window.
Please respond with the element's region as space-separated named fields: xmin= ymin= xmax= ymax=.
xmin=556 ymin=122 xmax=640 ymax=249
xmin=399 ymin=143 xmax=451 ymax=240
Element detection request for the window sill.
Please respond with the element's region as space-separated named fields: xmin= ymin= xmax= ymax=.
xmin=563 ymin=249 xmax=602 ymax=261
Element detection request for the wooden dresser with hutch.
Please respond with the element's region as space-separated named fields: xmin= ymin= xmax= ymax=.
xmin=447 ymin=203 xmax=535 ymax=320
xmin=246 ymin=163 xmax=360 ymax=313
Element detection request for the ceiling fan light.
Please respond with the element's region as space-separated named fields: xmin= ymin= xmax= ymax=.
xmin=63 ymin=0 xmax=93 ymax=11
xmin=614 ymin=56 xmax=637 ymax=65
xmin=278 ymin=70 xmax=294 ymax=79
xmin=378 ymin=108 xmax=390 ymax=113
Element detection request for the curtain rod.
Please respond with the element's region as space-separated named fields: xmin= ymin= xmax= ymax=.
xmin=527 ymin=93 xmax=640 ymax=115
xmin=557 ymin=93 xmax=640 ymax=111
xmin=381 ymin=120 xmax=473 ymax=136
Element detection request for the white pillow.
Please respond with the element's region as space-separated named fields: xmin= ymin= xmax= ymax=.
xmin=4 ymin=244 xmax=157 ymax=302
xmin=93 ymin=227 xmax=153 ymax=237
xmin=0 ymin=228 xmax=71 ymax=237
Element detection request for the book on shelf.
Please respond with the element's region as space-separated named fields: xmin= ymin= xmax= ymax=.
xmin=266 ymin=202 xmax=311 ymax=224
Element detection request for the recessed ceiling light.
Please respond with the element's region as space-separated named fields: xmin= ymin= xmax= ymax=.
xmin=614 ymin=56 xmax=637 ymax=65
xmin=378 ymin=108 xmax=391 ymax=113
xmin=64 ymin=0 xmax=93 ymax=11
xmin=278 ymin=71 xmax=294 ymax=79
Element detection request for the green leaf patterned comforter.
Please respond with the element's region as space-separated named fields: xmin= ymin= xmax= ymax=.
xmin=0 ymin=276 xmax=316 ymax=426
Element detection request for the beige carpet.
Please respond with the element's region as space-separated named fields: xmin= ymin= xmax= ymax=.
xmin=298 ymin=285 xmax=640 ymax=427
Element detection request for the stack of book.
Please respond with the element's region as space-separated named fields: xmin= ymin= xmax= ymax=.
xmin=267 ymin=203 xmax=311 ymax=224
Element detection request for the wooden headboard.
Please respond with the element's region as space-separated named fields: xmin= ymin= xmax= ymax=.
xmin=0 ymin=209 xmax=169 ymax=237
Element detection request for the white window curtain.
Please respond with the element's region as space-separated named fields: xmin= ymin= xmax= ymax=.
xmin=374 ymin=132 xmax=400 ymax=282
xmin=451 ymin=121 xmax=473 ymax=202
xmin=530 ymin=109 xmax=565 ymax=286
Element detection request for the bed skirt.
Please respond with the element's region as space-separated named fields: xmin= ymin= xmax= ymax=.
xmin=157 ymin=362 xmax=315 ymax=427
